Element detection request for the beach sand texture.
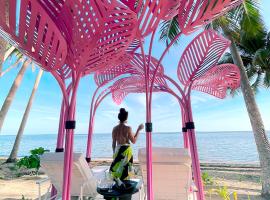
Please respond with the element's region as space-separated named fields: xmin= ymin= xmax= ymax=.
xmin=0 ymin=159 xmax=265 ymax=200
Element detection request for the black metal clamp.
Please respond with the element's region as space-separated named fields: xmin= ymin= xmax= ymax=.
xmin=55 ymin=148 xmax=64 ymax=152
xmin=185 ymin=122 xmax=195 ymax=130
xmin=182 ymin=127 xmax=187 ymax=132
xmin=145 ymin=122 xmax=153 ymax=132
xmin=85 ymin=157 xmax=91 ymax=163
xmin=65 ymin=120 xmax=76 ymax=129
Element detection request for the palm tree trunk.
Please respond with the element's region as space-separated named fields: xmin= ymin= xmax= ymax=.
xmin=224 ymin=29 xmax=270 ymax=198
xmin=6 ymin=69 xmax=43 ymax=163
xmin=0 ymin=37 xmax=8 ymax=73
xmin=0 ymin=59 xmax=29 ymax=133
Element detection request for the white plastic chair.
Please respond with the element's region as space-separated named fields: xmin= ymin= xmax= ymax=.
xmin=138 ymin=147 xmax=195 ymax=200
xmin=39 ymin=152 xmax=99 ymax=200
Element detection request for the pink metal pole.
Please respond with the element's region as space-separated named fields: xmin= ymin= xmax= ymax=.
xmin=140 ymin=42 xmax=153 ymax=200
xmin=56 ymin=83 xmax=74 ymax=151
xmin=185 ymin=92 xmax=205 ymax=200
xmin=56 ymin=99 xmax=66 ymax=152
xmin=62 ymin=72 xmax=81 ymax=200
xmin=86 ymin=86 xmax=100 ymax=162
xmin=188 ymin=127 xmax=204 ymax=200
xmin=86 ymin=91 xmax=111 ymax=161
xmin=181 ymin=106 xmax=189 ymax=149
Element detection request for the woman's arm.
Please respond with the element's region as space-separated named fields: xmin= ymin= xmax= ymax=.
xmin=129 ymin=124 xmax=144 ymax=144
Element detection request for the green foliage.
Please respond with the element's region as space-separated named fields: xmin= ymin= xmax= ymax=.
xmin=16 ymin=147 xmax=49 ymax=173
xmin=202 ymin=172 xmax=214 ymax=185
xmin=30 ymin=147 xmax=48 ymax=155
xmin=217 ymin=186 xmax=230 ymax=200
xmin=159 ymin=16 xmax=180 ymax=46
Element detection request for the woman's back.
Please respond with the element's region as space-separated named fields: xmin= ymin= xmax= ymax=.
xmin=113 ymin=123 xmax=130 ymax=145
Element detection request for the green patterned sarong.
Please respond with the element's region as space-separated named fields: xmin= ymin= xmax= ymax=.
xmin=110 ymin=145 xmax=133 ymax=180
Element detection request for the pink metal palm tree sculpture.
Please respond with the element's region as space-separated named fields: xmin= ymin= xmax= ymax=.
xmin=0 ymin=1 xmax=244 ymax=200
xmin=105 ymin=31 xmax=240 ymax=200
xmin=116 ymin=1 xmax=243 ymax=199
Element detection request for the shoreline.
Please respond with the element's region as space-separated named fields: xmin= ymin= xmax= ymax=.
xmin=1 ymin=156 xmax=261 ymax=165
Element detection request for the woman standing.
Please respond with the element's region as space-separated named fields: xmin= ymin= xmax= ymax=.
xmin=110 ymin=108 xmax=144 ymax=180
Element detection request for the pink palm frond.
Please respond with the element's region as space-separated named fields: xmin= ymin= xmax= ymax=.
xmin=178 ymin=0 xmax=243 ymax=34
xmin=177 ymin=30 xmax=231 ymax=86
xmin=111 ymin=76 xmax=162 ymax=105
xmin=0 ymin=0 xmax=67 ymax=71
xmin=94 ymin=53 xmax=166 ymax=86
xmin=192 ymin=64 xmax=241 ymax=98
xmin=55 ymin=64 xmax=73 ymax=80
xmin=0 ymin=0 xmax=138 ymax=74
xmin=119 ymin=0 xmax=138 ymax=12
xmin=135 ymin=0 xmax=180 ymax=37
xmin=63 ymin=0 xmax=137 ymax=73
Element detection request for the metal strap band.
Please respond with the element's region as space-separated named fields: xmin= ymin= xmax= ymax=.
xmin=65 ymin=120 xmax=76 ymax=129
xmin=55 ymin=148 xmax=64 ymax=152
xmin=182 ymin=127 xmax=187 ymax=132
xmin=85 ymin=157 xmax=91 ymax=163
xmin=145 ymin=122 xmax=153 ymax=132
xmin=186 ymin=122 xmax=195 ymax=130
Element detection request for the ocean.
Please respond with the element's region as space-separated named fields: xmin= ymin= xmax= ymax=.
xmin=0 ymin=131 xmax=266 ymax=163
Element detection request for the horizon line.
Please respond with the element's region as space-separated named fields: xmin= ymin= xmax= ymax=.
xmin=1 ymin=130 xmax=269 ymax=136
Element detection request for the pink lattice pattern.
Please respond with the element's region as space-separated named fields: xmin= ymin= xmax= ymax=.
xmin=135 ymin=0 xmax=180 ymax=37
xmin=55 ymin=64 xmax=73 ymax=80
xmin=177 ymin=30 xmax=231 ymax=86
xmin=47 ymin=0 xmax=137 ymax=73
xmin=111 ymin=76 xmax=161 ymax=105
xmin=0 ymin=0 xmax=67 ymax=71
xmin=192 ymin=64 xmax=241 ymax=98
xmin=130 ymin=53 xmax=167 ymax=86
xmin=94 ymin=53 xmax=167 ymax=86
xmin=178 ymin=0 xmax=243 ymax=34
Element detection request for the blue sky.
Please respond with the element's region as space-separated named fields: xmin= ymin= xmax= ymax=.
xmin=0 ymin=1 xmax=270 ymax=135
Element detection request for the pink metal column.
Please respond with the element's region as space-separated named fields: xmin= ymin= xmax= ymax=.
xmin=62 ymin=73 xmax=81 ymax=200
xmin=86 ymin=86 xmax=101 ymax=162
xmin=184 ymin=96 xmax=205 ymax=200
xmin=181 ymin=106 xmax=189 ymax=149
xmin=56 ymin=99 xmax=66 ymax=152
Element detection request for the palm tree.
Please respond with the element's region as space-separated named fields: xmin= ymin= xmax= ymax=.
xmin=0 ymin=58 xmax=30 ymax=133
xmin=159 ymin=0 xmax=270 ymax=197
xmin=6 ymin=69 xmax=43 ymax=163
xmin=219 ymin=30 xmax=270 ymax=92
xmin=0 ymin=37 xmax=8 ymax=73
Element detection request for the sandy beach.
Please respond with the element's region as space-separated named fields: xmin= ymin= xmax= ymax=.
xmin=0 ymin=158 xmax=265 ymax=200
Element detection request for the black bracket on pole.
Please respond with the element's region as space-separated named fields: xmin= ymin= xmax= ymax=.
xmin=55 ymin=148 xmax=64 ymax=152
xmin=85 ymin=157 xmax=91 ymax=163
xmin=185 ymin=122 xmax=195 ymax=130
xmin=182 ymin=127 xmax=187 ymax=132
xmin=145 ymin=122 xmax=152 ymax=132
xmin=65 ymin=120 xmax=76 ymax=129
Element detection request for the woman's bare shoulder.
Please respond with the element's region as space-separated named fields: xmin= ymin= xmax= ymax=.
xmin=112 ymin=125 xmax=119 ymax=131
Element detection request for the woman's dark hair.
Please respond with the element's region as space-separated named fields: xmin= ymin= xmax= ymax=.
xmin=118 ymin=108 xmax=128 ymax=122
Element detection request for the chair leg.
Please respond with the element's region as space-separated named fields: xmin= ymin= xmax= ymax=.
xmin=79 ymin=185 xmax=83 ymax=200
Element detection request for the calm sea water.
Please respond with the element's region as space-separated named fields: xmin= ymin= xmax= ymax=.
xmin=0 ymin=131 xmax=267 ymax=163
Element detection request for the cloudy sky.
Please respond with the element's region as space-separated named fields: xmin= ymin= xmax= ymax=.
xmin=0 ymin=0 xmax=270 ymax=135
